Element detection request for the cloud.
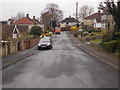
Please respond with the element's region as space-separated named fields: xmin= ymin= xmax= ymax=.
xmin=0 ymin=0 xmax=101 ymax=20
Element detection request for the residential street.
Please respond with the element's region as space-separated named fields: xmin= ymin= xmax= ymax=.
xmin=2 ymin=31 xmax=118 ymax=88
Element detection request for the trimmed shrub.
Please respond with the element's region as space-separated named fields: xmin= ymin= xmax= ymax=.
xmin=87 ymin=27 xmax=101 ymax=33
xmin=30 ymin=26 xmax=43 ymax=36
xmin=82 ymin=32 xmax=89 ymax=37
xmin=82 ymin=25 xmax=88 ymax=31
xmin=101 ymin=40 xmax=119 ymax=52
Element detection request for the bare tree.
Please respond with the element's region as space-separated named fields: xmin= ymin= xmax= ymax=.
xmin=79 ymin=5 xmax=94 ymax=20
xmin=45 ymin=3 xmax=63 ymax=22
xmin=40 ymin=3 xmax=63 ymax=29
xmin=12 ymin=12 xmax=25 ymax=20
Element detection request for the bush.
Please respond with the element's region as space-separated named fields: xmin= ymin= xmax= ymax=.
xmin=82 ymin=32 xmax=89 ymax=37
xmin=101 ymin=33 xmax=113 ymax=42
xmin=101 ymin=40 xmax=119 ymax=52
xmin=82 ymin=25 xmax=88 ymax=31
xmin=30 ymin=26 xmax=43 ymax=36
xmin=102 ymin=36 xmax=112 ymax=42
xmin=114 ymin=50 xmax=120 ymax=55
xmin=87 ymin=27 xmax=101 ymax=33
xmin=92 ymin=39 xmax=102 ymax=43
xmin=87 ymin=27 xmax=94 ymax=33
xmin=46 ymin=33 xmax=52 ymax=37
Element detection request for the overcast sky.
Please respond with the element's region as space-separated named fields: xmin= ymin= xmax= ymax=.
xmin=0 ymin=0 xmax=102 ymax=21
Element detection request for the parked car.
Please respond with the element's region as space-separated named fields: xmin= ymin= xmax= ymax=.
xmin=43 ymin=37 xmax=52 ymax=42
xmin=38 ymin=37 xmax=52 ymax=50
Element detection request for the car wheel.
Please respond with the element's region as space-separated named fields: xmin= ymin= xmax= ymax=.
xmin=38 ymin=47 xmax=41 ymax=50
xmin=50 ymin=46 xmax=53 ymax=49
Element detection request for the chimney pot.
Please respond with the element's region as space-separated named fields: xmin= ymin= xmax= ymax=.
xmin=33 ymin=16 xmax=35 ymax=19
xmin=98 ymin=10 xmax=101 ymax=13
xmin=26 ymin=14 xmax=29 ymax=18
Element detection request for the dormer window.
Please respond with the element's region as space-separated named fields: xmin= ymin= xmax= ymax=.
xmin=13 ymin=25 xmax=20 ymax=38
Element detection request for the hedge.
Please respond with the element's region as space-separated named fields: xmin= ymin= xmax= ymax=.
xmin=101 ymin=40 xmax=119 ymax=52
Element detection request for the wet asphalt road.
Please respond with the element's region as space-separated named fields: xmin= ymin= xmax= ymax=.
xmin=2 ymin=32 xmax=118 ymax=88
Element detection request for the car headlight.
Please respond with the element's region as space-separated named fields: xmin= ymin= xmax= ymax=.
xmin=38 ymin=43 xmax=41 ymax=46
xmin=47 ymin=43 xmax=50 ymax=46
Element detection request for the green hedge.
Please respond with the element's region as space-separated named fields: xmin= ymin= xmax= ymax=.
xmin=101 ymin=40 xmax=119 ymax=52
xmin=30 ymin=26 xmax=43 ymax=36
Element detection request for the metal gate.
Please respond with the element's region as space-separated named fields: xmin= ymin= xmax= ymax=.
xmin=17 ymin=41 xmax=21 ymax=51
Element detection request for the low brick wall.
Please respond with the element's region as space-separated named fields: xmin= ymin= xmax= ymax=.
xmin=2 ymin=38 xmax=40 ymax=56
xmin=30 ymin=38 xmax=40 ymax=48
xmin=2 ymin=46 xmax=6 ymax=56
xmin=22 ymin=38 xmax=40 ymax=50
xmin=2 ymin=42 xmax=18 ymax=56
xmin=10 ymin=43 xmax=17 ymax=54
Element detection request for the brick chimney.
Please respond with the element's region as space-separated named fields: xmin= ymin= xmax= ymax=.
xmin=33 ymin=16 xmax=35 ymax=19
xmin=26 ymin=14 xmax=29 ymax=18
xmin=98 ymin=10 xmax=101 ymax=13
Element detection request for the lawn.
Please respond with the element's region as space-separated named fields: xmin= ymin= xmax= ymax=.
xmin=92 ymin=39 xmax=102 ymax=43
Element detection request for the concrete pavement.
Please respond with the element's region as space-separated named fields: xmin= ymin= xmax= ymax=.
xmin=2 ymin=32 xmax=118 ymax=88
xmin=2 ymin=46 xmax=39 ymax=69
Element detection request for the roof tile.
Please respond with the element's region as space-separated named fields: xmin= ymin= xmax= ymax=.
xmin=84 ymin=13 xmax=103 ymax=19
xmin=15 ymin=17 xmax=34 ymax=24
xmin=61 ymin=17 xmax=79 ymax=23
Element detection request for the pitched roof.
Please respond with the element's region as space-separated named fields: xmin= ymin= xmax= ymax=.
xmin=15 ymin=17 xmax=35 ymax=24
xmin=84 ymin=12 xmax=103 ymax=19
xmin=0 ymin=21 xmax=7 ymax=25
xmin=84 ymin=12 xmax=103 ymax=22
xmin=32 ymin=19 xmax=41 ymax=25
xmin=61 ymin=17 xmax=79 ymax=23
xmin=2 ymin=25 xmax=28 ymax=39
xmin=85 ymin=13 xmax=103 ymax=19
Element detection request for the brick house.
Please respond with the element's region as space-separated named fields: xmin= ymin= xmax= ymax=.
xmin=101 ymin=14 xmax=114 ymax=30
xmin=2 ymin=25 xmax=28 ymax=40
xmin=1 ymin=25 xmax=29 ymax=55
xmin=1 ymin=14 xmax=41 ymax=56
xmin=15 ymin=14 xmax=43 ymax=32
xmin=0 ymin=18 xmax=15 ymax=25
xmin=60 ymin=16 xmax=79 ymax=27
xmin=83 ymin=11 xmax=103 ymax=29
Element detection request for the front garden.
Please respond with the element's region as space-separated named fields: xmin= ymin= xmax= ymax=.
xmin=74 ymin=27 xmax=120 ymax=55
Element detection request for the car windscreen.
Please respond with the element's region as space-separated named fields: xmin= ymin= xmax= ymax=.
xmin=40 ymin=39 xmax=50 ymax=43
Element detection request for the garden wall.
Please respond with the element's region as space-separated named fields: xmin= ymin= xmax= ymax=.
xmin=2 ymin=38 xmax=40 ymax=56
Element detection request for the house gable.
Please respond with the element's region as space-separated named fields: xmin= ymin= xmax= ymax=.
xmin=2 ymin=25 xmax=28 ymax=39
xmin=32 ymin=16 xmax=41 ymax=25
xmin=60 ymin=16 xmax=79 ymax=27
xmin=83 ymin=11 xmax=103 ymax=27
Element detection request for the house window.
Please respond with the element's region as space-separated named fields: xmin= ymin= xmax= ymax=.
xmin=13 ymin=34 xmax=17 ymax=38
